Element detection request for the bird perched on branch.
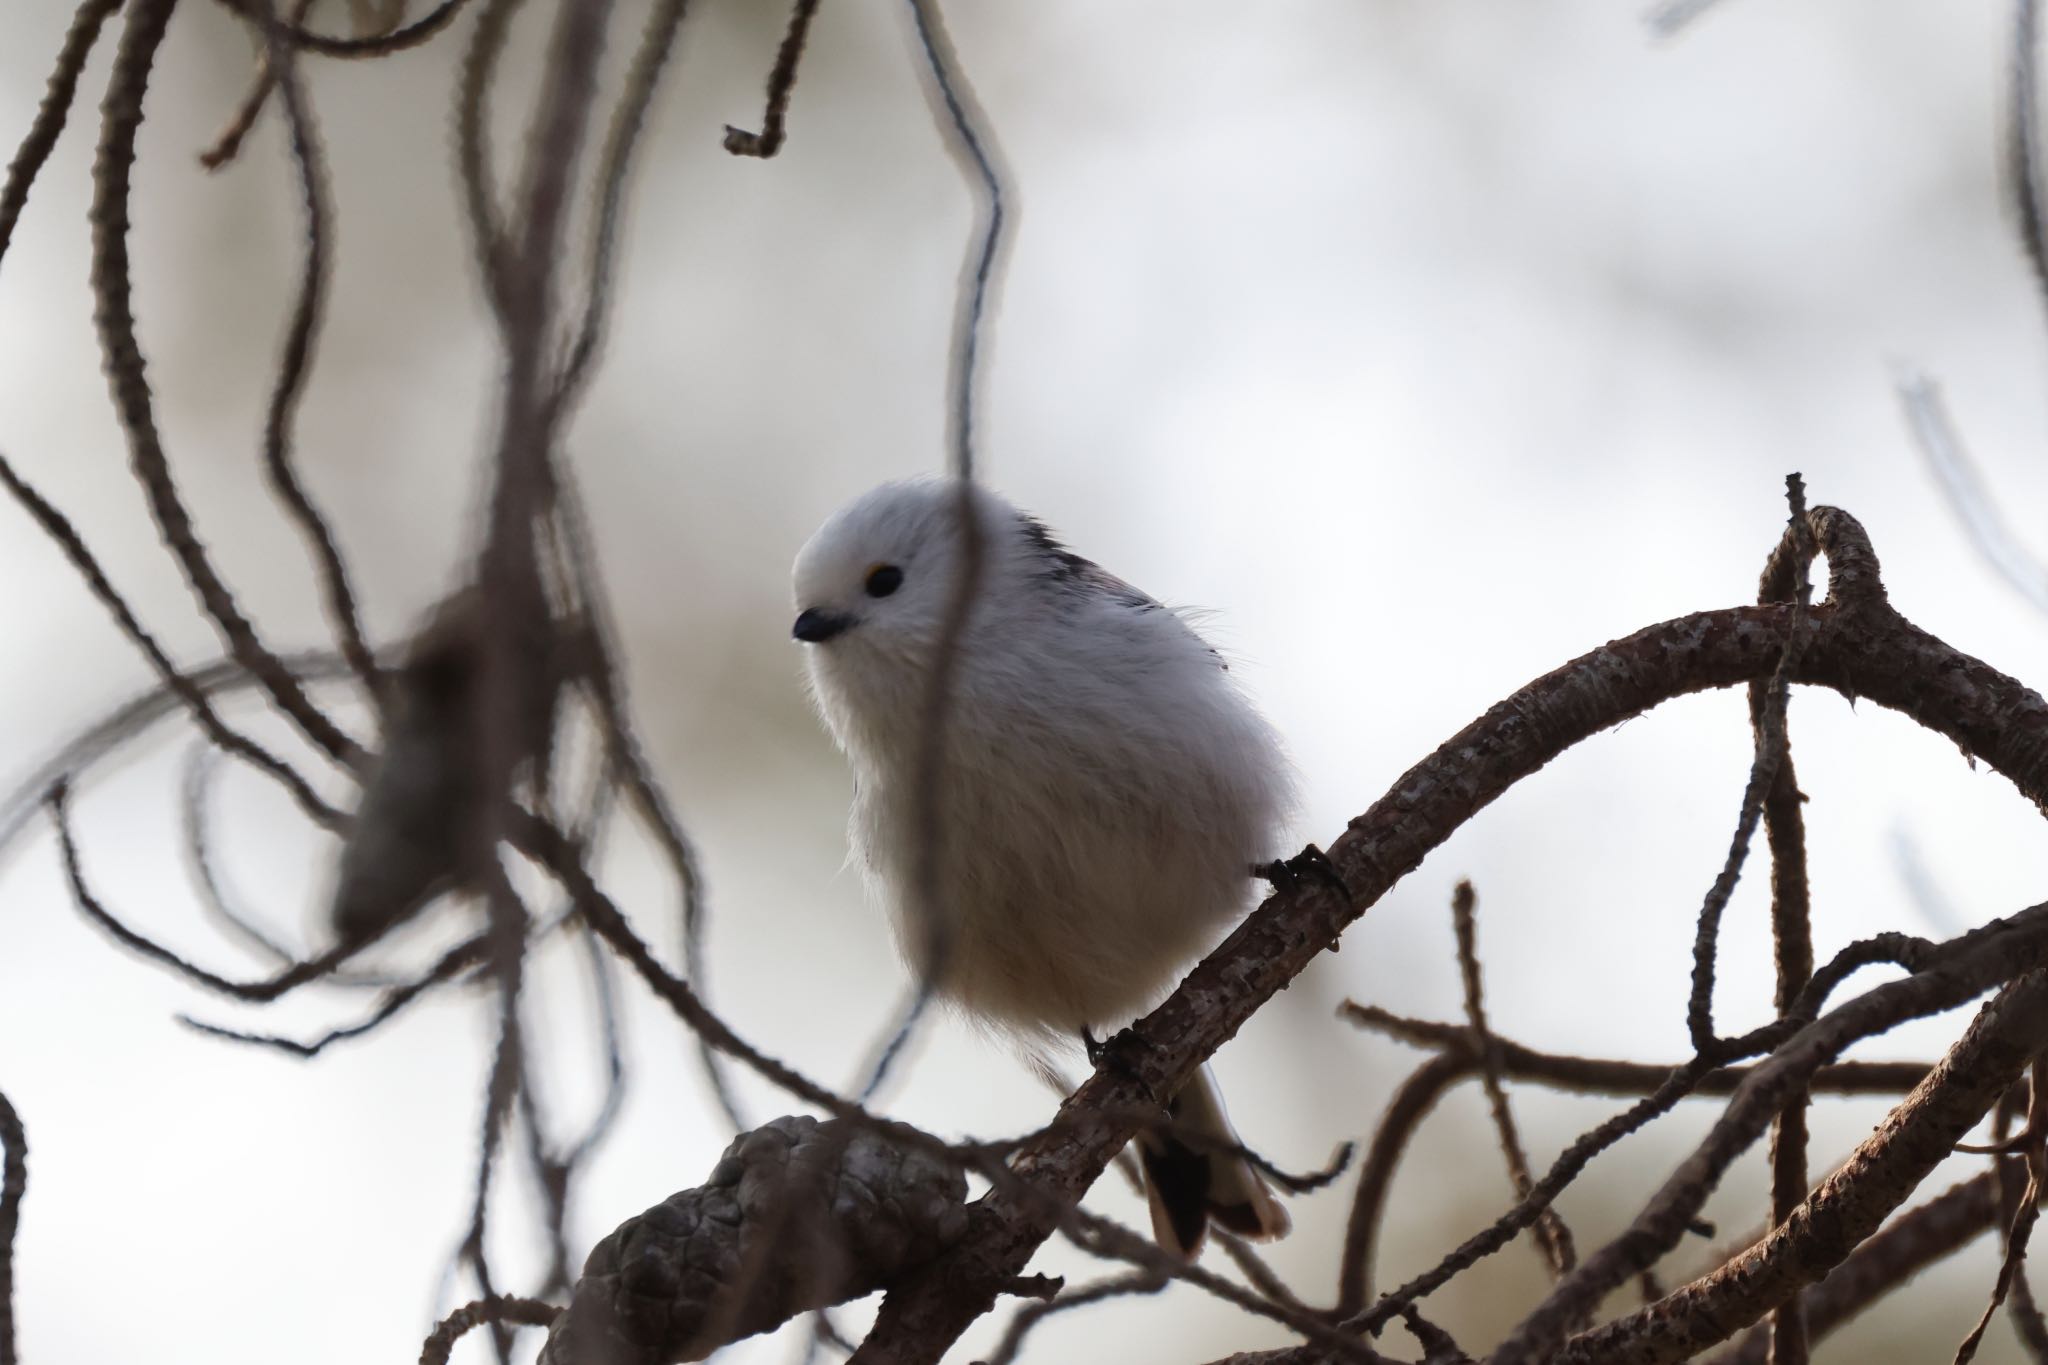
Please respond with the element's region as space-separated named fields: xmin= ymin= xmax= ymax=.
xmin=791 ymin=478 xmax=1296 ymax=1256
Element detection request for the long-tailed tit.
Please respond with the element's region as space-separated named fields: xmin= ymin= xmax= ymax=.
xmin=791 ymin=479 xmax=1296 ymax=1255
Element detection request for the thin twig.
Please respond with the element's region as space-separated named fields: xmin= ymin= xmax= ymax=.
xmin=196 ymin=0 xmax=315 ymax=170
xmin=1336 ymin=1048 xmax=1473 ymax=1315
xmin=50 ymin=780 xmax=363 ymax=1001
xmin=1339 ymin=1005 xmax=1932 ymax=1098
xmin=174 ymin=736 xmax=404 ymax=988
xmin=459 ymin=877 xmax=530 ymax=1365
xmin=1060 ymin=1209 xmax=1386 ymax=1364
xmin=1992 ymin=1077 xmax=2048 ymax=1357
xmin=550 ymin=0 xmax=689 ymax=415
xmin=1955 ymin=1056 xmax=2048 ymax=1364
xmin=418 ymin=1295 xmax=558 ymax=1365
xmin=1686 ymin=476 xmax=1815 ymax=1053
xmin=217 ymin=0 xmax=474 ymax=58
xmin=561 ymin=915 xmax=628 ymax=1167
xmin=1898 ymin=371 xmax=2048 ymax=615
xmin=515 ymin=1075 xmax=576 ymax=1297
xmin=178 ymin=933 xmax=491 ymax=1055
xmin=2010 ymin=0 xmax=2048 ymax=315
xmin=176 ymin=739 xmax=304 ymax=966
xmin=254 ymin=0 xmax=383 ymax=700
xmin=1644 ymin=0 xmax=1733 ymax=40
xmin=722 ymin=0 xmax=821 ymax=157
xmin=1353 ymin=1061 xmax=1713 ymax=1336
xmin=1450 ymin=880 xmax=1576 ymax=1281
xmin=856 ymin=985 xmax=931 ymax=1103
xmin=0 ymin=1088 xmax=23 ymax=1365
xmin=981 ymin=1270 xmax=1169 ymax=1365
xmin=1218 ymin=1233 xmax=1318 ymax=1322
xmin=0 ymin=451 xmax=341 ymax=826
xmin=90 ymin=0 xmax=368 ymax=772
xmin=902 ymin=0 xmax=1008 ymax=484
xmin=0 ymin=0 xmax=126 ymax=271
xmin=553 ymin=477 xmax=742 ymax=1128
xmin=453 ymin=0 xmax=523 ymax=316
xmin=1755 ymin=477 xmax=1816 ymax=1365
xmin=0 ymin=651 xmax=353 ymax=853
xmin=891 ymin=0 xmax=1013 ymax=1129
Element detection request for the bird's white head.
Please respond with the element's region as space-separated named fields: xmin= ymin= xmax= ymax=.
xmin=790 ymin=478 xmax=992 ymax=651
xmin=790 ymin=479 xmax=1011 ymax=754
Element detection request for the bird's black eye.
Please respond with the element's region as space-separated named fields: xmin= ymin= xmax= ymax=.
xmin=864 ymin=564 xmax=904 ymax=598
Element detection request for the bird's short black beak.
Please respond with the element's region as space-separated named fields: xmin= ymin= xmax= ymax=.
xmin=792 ymin=607 xmax=855 ymax=644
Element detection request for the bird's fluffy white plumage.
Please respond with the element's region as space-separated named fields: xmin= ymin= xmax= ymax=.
xmin=793 ymin=479 xmax=1296 ymax=1035
xmin=792 ymin=478 xmax=1297 ymax=1253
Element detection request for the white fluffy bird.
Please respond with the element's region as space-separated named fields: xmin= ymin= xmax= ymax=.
xmin=791 ymin=479 xmax=1297 ymax=1255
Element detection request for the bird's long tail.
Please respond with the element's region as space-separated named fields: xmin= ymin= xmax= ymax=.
xmin=1137 ymin=1063 xmax=1289 ymax=1258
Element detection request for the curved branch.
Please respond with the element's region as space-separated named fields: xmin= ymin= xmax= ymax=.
xmin=255 ymin=6 xmax=381 ymax=701
xmin=212 ymin=0 xmax=473 ymax=58
xmin=848 ymin=505 xmax=2048 ymax=1364
xmin=1332 ymin=1001 xmax=1932 ymax=1314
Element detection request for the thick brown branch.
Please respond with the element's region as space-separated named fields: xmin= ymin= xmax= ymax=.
xmin=1709 ymin=1174 xmax=2000 ymax=1364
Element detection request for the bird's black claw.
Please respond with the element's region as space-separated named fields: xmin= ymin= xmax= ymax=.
xmin=1256 ymin=843 xmax=1348 ymax=899
xmin=1080 ymin=1024 xmax=1148 ymax=1088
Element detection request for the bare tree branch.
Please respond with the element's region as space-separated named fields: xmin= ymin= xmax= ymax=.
xmin=1450 ymin=881 xmax=1576 ymax=1283
xmin=0 ymin=0 xmax=123 ymax=269
xmin=849 ymin=505 xmax=2048 ymax=1363
xmin=1710 ymin=1174 xmax=2000 ymax=1364
xmin=0 ymin=1088 xmax=23 ymax=1365
xmin=1755 ymin=479 xmax=1816 ymax=1365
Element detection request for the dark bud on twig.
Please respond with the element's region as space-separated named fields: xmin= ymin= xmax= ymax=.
xmin=720 ymin=125 xmax=783 ymax=158
xmin=327 ymin=587 xmax=571 ymax=943
xmin=538 ymin=1117 xmax=969 ymax=1365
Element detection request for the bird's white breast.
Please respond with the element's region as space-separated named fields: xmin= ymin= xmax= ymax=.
xmin=809 ymin=594 xmax=1293 ymax=1037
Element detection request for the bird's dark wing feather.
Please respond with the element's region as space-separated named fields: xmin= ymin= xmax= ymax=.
xmin=1017 ymin=515 xmax=1162 ymax=612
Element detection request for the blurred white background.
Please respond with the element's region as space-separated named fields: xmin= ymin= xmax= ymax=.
xmin=3 ymin=0 xmax=2048 ymax=1360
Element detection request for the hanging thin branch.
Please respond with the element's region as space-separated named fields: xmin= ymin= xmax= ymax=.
xmin=722 ymin=0 xmax=822 ymax=158
xmin=89 ymin=0 xmax=369 ymax=772
xmin=0 ymin=1089 xmax=23 ymax=1365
